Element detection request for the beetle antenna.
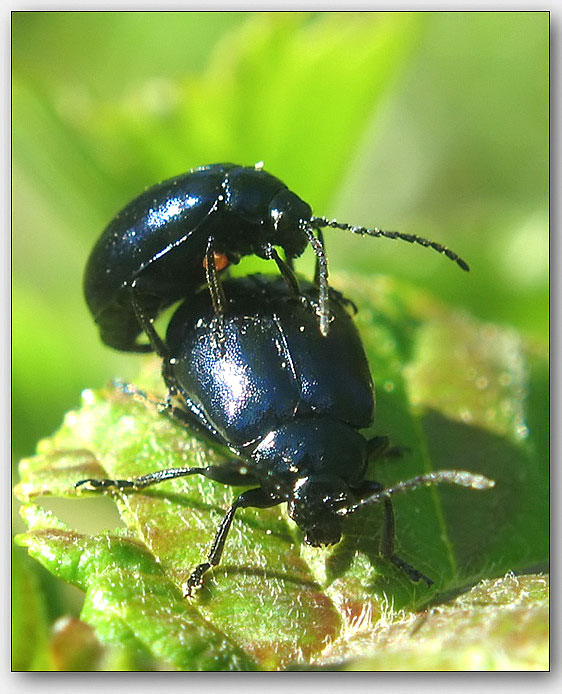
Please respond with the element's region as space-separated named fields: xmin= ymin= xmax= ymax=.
xmin=341 ymin=470 xmax=494 ymax=516
xmin=301 ymin=221 xmax=330 ymax=336
xmin=311 ymin=216 xmax=470 ymax=272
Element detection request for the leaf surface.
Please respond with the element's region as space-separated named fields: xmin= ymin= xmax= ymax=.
xmin=15 ymin=276 xmax=548 ymax=670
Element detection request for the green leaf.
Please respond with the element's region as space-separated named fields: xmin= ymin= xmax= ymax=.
xmin=342 ymin=275 xmax=548 ymax=597
xmin=12 ymin=543 xmax=52 ymax=670
xmin=301 ymin=574 xmax=549 ymax=670
xmin=16 ymin=505 xmax=257 ymax=671
xmin=15 ymin=276 xmax=547 ymax=670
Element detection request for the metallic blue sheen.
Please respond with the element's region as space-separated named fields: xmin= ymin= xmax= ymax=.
xmin=165 ymin=275 xmax=374 ymax=544
xmin=166 ymin=275 xmax=374 ymax=449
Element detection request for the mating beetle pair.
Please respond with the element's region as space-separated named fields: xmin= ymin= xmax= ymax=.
xmin=79 ymin=163 xmax=492 ymax=595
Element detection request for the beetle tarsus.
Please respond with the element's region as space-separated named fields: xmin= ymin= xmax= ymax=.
xmin=183 ymin=563 xmax=211 ymax=597
xmin=75 ymin=477 xmax=133 ymax=491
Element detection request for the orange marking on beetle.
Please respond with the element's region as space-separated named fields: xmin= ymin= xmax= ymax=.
xmin=203 ymin=251 xmax=229 ymax=272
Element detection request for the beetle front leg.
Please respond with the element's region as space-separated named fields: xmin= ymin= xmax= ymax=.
xmin=263 ymin=243 xmax=301 ymax=298
xmin=380 ymin=497 xmax=433 ymax=586
xmin=351 ymin=480 xmax=433 ymax=586
xmin=184 ymin=487 xmax=280 ymax=597
xmin=312 ymin=226 xmax=325 ymax=287
xmin=302 ymin=223 xmax=330 ymax=336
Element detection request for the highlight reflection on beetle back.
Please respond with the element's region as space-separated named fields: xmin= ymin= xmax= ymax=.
xmin=165 ymin=276 xmax=374 ymax=449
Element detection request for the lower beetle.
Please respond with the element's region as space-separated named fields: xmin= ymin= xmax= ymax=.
xmin=84 ymin=162 xmax=470 ymax=351
xmin=77 ymin=275 xmax=493 ymax=595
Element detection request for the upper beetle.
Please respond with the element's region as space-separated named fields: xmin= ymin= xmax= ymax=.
xmin=77 ymin=274 xmax=493 ymax=596
xmin=84 ymin=162 xmax=470 ymax=352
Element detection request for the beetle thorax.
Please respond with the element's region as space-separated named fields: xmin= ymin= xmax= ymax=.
xmin=248 ymin=419 xmax=368 ymax=544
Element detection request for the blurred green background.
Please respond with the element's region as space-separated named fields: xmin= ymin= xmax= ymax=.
xmin=13 ymin=11 xmax=548 ymax=470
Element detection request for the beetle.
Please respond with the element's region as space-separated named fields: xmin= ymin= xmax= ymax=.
xmin=84 ymin=162 xmax=470 ymax=352
xmin=77 ymin=274 xmax=494 ymax=596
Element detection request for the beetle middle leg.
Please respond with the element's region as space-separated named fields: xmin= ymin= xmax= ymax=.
xmin=367 ymin=435 xmax=410 ymax=462
xmin=183 ymin=487 xmax=280 ymax=596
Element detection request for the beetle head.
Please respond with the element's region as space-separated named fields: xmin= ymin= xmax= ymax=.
xmin=287 ymin=475 xmax=352 ymax=547
xmin=268 ymin=189 xmax=312 ymax=258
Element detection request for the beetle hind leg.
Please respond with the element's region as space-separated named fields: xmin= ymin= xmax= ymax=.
xmin=129 ymin=283 xmax=168 ymax=357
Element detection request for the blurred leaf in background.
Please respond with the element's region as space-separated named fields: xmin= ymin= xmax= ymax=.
xmin=12 ymin=10 xmax=548 ymax=671
xmin=334 ymin=11 xmax=548 ymax=336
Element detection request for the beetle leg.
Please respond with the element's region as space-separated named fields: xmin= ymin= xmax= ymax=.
xmin=165 ymin=398 xmax=231 ymax=448
xmin=380 ymin=497 xmax=433 ymax=586
xmin=367 ymin=435 xmax=391 ymax=460
xmin=110 ymin=379 xmax=233 ymax=452
xmin=302 ymin=222 xmax=330 ymax=337
xmin=75 ymin=461 xmax=256 ymax=493
xmin=349 ymin=479 xmax=433 ymax=586
xmin=350 ymin=479 xmax=384 ymax=502
xmin=205 ymin=236 xmax=227 ymax=318
xmin=75 ymin=465 xmax=216 ymax=492
xmin=327 ymin=282 xmax=358 ymax=314
xmin=129 ymin=282 xmax=168 ymax=357
xmin=367 ymin=435 xmax=410 ymax=461
xmin=263 ymin=243 xmax=301 ymax=298
xmin=183 ymin=487 xmax=280 ymax=596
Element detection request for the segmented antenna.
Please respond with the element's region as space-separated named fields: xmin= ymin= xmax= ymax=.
xmin=339 ymin=470 xmax=494 ymax=516
xmin=311 ymin=216 xmax=470 ymax=272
